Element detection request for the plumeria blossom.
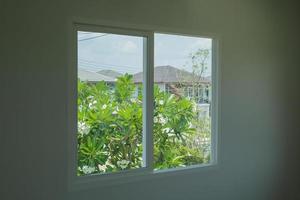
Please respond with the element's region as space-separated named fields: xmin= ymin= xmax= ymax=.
xmin=162 ymin=127 xmax=170 ymax=133
xmin=88 ymin=100 xmax=97 ymax=109
xmin=130 ymin=98 xmax=137 ymax=103
xmin=117 ymin=160 xmax=130 ymax=169
xmin=154 ymin=114 xmax=168 ymax=125
xmin=167 ymin=133 xmax=174 ymax=137
xmin=158 ymin=114 xmax=168 ymax=125
xmin=112 ymin=110 xmax=118 ymax=115
xmin=82 ymin=165 xmax=96 ymax=174
xmin=153 ymin=116 xmax=158 ymax=123
xmin=160 ymin=117 xmax=167 ymax=125
xmin=87 ymin=95 xmax=94 ymax=100
xmin=137 ymin=99 xmax=142 ymax=103
xmin=78 ymin=121 xmax=90 ymax=135
xmin=102 ymin=104 xmax=107 ymax=110
xmin=105 ymin=158 xmax=115 ymax=168
xmin=98 ymin=164 xmax=107 ymax=172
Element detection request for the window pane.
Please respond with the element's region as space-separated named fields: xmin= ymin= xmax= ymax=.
xmin=77 ymin=31 xmax=145 ymax=176
xmin=154 ymin=33 xmax=212 ymax=170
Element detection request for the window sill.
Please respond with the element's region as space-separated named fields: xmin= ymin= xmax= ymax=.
xmin=68 ymin=162 xmax=218 ymax=191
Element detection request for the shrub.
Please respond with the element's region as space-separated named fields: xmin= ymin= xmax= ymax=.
xmin=77 ymin=74 xmax=210 ymax=175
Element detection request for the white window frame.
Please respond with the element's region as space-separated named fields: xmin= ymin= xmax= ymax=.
xmin=67 ymin=20 xmax=220 ymax=191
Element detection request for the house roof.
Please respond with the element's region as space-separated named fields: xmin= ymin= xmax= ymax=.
xmin=133 ymin=65 xmax=211 ymax=84
xmin=97 ymin=69 xmax=123 ymax=78
xmin=79 ymin=66 xmax=211 ymax=84
xmin=78 ymin=68 xmax=115 ymax=83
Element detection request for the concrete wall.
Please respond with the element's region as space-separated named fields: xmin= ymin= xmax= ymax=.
xmin=1 ymin=0 xmax=299 ymax=200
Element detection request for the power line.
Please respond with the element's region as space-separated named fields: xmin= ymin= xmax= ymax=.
xmin=78 ymin=58 xmax=141 ymax=70
xmin=78 ymin=61 xmax=138 ymax=74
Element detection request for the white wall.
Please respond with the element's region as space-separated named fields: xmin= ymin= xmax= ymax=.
xmin=1 ymin=0 xmax=299 ymax=200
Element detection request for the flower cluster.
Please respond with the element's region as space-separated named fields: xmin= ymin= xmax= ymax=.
xmin=97 ymin=158 xmax=115 ymax=172
xmin=81 ymin=165 xmax=96 ymax=174
xmin=78 ymin=121 xmax=90 ymax=136
xmin=154 ymin=114 xmax=168 ymax=125
xmin=117 ymin=160 xmax=130 ymax=170
xmin=87 ymin=96 xmax=97 ymax=110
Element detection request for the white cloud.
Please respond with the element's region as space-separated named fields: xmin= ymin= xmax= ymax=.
xmin=121 ymin=41 xmax=138 ymax=53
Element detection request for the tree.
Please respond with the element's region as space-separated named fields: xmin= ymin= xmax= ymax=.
xmin=77 ymin=74 xmax=209 ymax=175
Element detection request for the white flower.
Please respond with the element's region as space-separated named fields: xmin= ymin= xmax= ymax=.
xmin=112 ymin=110 xmax=118 ymax=115
xmin=154 ymin=115 xmax=168 ymax=125
xmin=163 ymin=127 xmax=170 ymax=132
xmin=117 ymin=160 xmax=130 ymax=170
xmin=87 ymin=95 xmax=94 ymax=100
xmin=78 ymin=121 xmax=90 ymax=135
xmin=105 ymin=158 xmax=115 ymax=168
xmin=130 ymin=98 xmax=137 ymax=103
xmin=157 ymin=114 xmax=168 ymax=125
xmin=82 ymin=165 xmax=96 ymax=174
xmin=167 ymin=133 xmax=174 ymax=137
xmin=88 ymin=100 xmax=97 ymax=109
xmin=159 ymin=100 xmax=164 ymax=105
xmin=136 ymin=99 xmax=142 ymax=103
xmin=102 ymin=104 xmax=107 ymax=109
xmin=160 ymin=117 xmax=167 ymax=125
xmin=98 ymin=164 xmax=107 ymax=172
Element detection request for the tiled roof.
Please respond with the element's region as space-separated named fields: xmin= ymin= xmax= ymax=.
xmin=78 ymin=68 xmax=115 ymax=83
xmin=133 ymin=65 xmax=211 ymax=83
xmin=97 ymin=70 xmax=123 ymax=78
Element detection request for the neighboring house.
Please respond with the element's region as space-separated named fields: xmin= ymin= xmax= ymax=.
xmin=79 ymin=66 xmax=211 ymax=117
xmin=97 ymin=69 xmax=122 ymax=78
xmin=78 ymin=68 xmax=116 ymax=83
xmin=133 ymin=65 xmax=211 ymax=118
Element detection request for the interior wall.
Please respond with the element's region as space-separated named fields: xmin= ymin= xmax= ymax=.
xmin=1 ymin=0 xmax=299 ymax=200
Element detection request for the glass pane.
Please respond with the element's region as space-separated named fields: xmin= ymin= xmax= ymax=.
xmin=77 ymin=31 xmax=145 ymax=176
xmin=154 ymin=33 xmax=212 ymax=170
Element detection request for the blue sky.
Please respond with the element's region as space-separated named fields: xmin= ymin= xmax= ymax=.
xmin=78 ymin=31 xmax=212 ymax=75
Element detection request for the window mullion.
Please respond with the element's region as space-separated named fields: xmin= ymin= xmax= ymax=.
xmin=142 ymin=33 xmax=154 ymax=170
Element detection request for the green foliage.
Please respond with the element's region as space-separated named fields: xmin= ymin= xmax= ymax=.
xmin=77 ymin=74 xmax=210 ymax=175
